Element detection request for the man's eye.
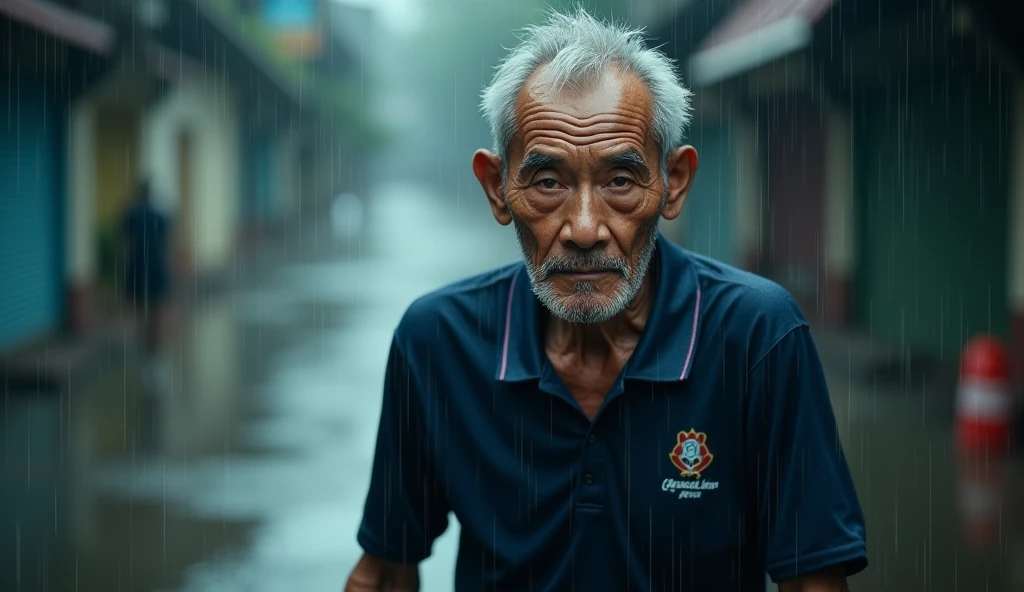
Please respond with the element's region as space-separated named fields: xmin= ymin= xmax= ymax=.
xmin=611 ymin=177 xmax=632 ymax=188
xmin=538 ymin=178 xmax=559 ymax=189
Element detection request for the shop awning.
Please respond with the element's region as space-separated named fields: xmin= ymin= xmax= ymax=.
xmin=689 ymin=0 xmax=835 ymax=86
xmin=0 ymin=0 xmax=115 ymax=55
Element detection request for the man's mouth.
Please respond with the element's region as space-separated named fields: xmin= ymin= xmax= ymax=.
xmin=552 ymin=268 xmax=617 ymax=280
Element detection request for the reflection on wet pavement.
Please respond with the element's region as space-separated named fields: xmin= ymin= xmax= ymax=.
xmin=2 ymin=185 xmax=517 ymax=592
xmin=2 ymin=183 xmax=1023 ymax=591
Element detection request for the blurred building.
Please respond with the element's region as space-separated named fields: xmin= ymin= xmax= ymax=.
xmin=318 ymin=0 xmax=373 ymax=200
xmin=237 ymin=0 xmax=374 ymax=233
xmin=0 ymin=0 xmax=367 ymax=358
xmin=233 ymin=0 xmax=316 ymax=232
xmin=651 ymin=0 xmax=1024 ymax=388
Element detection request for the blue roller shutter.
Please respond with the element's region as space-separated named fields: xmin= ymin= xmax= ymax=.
xmin=0 ymin=76 xmax=61 ymax=352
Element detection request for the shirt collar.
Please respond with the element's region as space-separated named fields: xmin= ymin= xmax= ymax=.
xmin=496 ymin=233 xmax=703 ymax=383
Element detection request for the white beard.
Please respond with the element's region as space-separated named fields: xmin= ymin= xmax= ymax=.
xmin=512 ymin=218 xmax=660 ymax=324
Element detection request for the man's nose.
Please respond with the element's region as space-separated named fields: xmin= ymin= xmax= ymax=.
xmin=559 ymin=185 xmax=609 ymax=250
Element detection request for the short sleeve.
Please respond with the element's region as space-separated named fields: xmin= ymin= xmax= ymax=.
xmin=746 ymin=324 xmax=868 ymax=583
xmin=357 ymin=336 xmax=450 ymax=563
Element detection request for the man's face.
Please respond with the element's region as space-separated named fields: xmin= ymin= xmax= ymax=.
xmin=502 ymin=65 xmax=666 ymax=324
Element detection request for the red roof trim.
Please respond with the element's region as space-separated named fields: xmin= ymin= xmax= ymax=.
xmin=0 ymin=0 xmax=115 ymax=55
xmin=699 ymin=0 xmax=835 ymax=51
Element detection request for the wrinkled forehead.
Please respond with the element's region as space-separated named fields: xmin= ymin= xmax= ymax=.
xmin=513 ymin=63 xmax=656 ymax=153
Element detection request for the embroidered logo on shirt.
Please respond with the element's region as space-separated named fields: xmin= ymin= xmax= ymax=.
xmin=663 ymin=429 xmax=719 ymax=499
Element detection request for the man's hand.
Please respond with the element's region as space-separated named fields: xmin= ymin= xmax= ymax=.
xmin=779 ymin=565 xmax=849 ymax=592
xmin=344 ymin=553 xmax=420 ymax=592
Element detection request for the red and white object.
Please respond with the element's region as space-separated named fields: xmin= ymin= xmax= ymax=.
xmin=956 ymin=335 xmax=1014 ymax=453
xmin=954 ymin=451 xmax=1005 ymax=553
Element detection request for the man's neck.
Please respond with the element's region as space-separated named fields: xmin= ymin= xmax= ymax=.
xmin=544 ymin=272 xmax=655 ymax=365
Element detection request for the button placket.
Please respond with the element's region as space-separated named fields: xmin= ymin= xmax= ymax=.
xmin=576 ymin=427 xmax=607 ymax=507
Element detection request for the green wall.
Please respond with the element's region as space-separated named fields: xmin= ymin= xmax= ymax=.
xmin=855 ymin=79 xmax=1012 ymax=359
xmin=684 ymin=123 xmax=737 ymax=266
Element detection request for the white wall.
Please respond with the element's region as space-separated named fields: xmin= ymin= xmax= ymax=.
xmin=67 ymin=99 xmax=97 ymax=285
xmin=140 ymin=76 xmax=240 ymax=273
xmin=1010 ymin=81 xmax=1024 ymax=315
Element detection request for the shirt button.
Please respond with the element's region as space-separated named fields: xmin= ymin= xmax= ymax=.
xmin=588 ymin=434 xmax=597 ymax=445
xmin=584 ymin=473 xmax=594 ymax=484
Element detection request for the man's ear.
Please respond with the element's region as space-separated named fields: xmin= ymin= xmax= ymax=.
xmin=661 ymin=145 xmax=698 ymax=221
xmin=473 ymin=149 xmax=512 ymax=225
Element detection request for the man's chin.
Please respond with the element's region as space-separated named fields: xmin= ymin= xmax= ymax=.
xmin=542 ymin=292 xmax=621 ymax=324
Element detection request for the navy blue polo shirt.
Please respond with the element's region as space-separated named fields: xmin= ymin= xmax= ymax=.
xmin=357 ymin=233 xmax=867 ymax=591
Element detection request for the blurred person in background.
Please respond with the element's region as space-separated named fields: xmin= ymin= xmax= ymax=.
xmin=121 ymin=180 xmax=173 ymax=394
xmin=347 ymin=8 xmax=866 ymax=592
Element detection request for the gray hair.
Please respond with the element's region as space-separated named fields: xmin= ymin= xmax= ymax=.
xmin=480 ymin=7 xmax=693 ymax=183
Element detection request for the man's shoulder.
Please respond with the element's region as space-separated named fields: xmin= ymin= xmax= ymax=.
xmin=685 ymin=251 xmax=807 ymax=345
xmin=394 ymin=262 xmax=521 ymax=350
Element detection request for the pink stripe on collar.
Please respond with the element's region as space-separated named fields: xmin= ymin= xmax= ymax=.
xmin=499 ymin=270 xmax=520 ymax=380
xmin=680 ymin=286 xmax=702 ymax=380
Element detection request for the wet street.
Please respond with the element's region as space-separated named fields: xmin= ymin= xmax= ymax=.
xmin=3 ymin=183 xmax=1024 ymax=591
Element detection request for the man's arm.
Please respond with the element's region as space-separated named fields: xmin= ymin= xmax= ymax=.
xmin=344 ymin=554 xmax=420 ymax=592
xmin=779 ymin=566 xmax=849 ymax=592
xmin=746 ymin=321 xmax=868 ymax=584
xmin=349 ymin=333 xmax=450 ymax=589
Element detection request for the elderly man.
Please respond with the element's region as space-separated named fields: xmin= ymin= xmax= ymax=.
xmin=347 ymin=9 xmax=867 ymax=592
